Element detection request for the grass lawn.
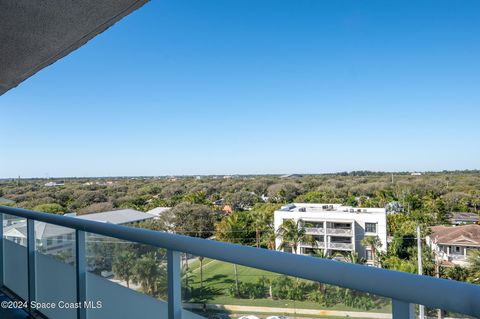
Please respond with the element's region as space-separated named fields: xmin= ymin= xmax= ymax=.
xmin=184 ymin=259 xmax=391 ymax=314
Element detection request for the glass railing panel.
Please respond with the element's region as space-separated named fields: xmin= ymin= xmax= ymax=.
xmin=34 ymin=221 xmax=77 ymax=319
xmin=182 ymin=254 xmax=391 ymax=318
xmin=421 ymin=305 xmax=476 ymax=319
xmin=85 ymin=233 xmax=168 ymax=318
xmin=2 ymin=213 xmax=28 ymax=300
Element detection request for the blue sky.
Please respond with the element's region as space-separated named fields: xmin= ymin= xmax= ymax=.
xmin=1 ymin=0 xmax=480 ymax=178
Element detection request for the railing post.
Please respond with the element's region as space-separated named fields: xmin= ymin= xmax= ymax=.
xmin=76 ymin=230 xmax=87 ymax=319
xmin=167 ymin=249 xmax=181 ymax=319
xmin=0 ymin=213 xmax=3 ymax=288
xmin=392 ymin=299 xmax=415 ymax=319
xmin=27 ymin=219 xmax=36 ymax=311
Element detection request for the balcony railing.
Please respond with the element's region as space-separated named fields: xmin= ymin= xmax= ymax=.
xmin=326 ymin=228 xmax=353 ymax=236
xmin=328 ymin=242 xmax=354 ymax=250
xmin=304 ymin=227 xmax=324 ymax=235
xmin=300 ymin=240 xmax=325 ymax=247
xmin=1 ymin=205 xmax=480 ymax=319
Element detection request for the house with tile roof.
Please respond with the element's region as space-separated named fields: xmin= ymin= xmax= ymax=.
xmin=426 ymin=224 xmax=480 ymax=266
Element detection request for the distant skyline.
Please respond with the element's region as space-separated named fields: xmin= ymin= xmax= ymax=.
xmin=1 ymin=0 xmax=480 ymax=178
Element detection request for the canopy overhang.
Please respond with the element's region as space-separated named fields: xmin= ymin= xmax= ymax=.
xmin=0 ymin=0 xmax=149 ymax=96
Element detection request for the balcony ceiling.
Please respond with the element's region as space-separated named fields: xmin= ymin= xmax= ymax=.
xmin=0 ymin=0 xmax=148 ymax=96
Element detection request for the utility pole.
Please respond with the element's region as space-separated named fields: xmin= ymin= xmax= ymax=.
xmin=433 ymin=239 xmax=443 ymax=319
xmin=417 ymin=225 xmax=425 ymax=319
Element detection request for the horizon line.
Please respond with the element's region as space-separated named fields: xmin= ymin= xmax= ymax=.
xmin=1 ymin=169 xmax=479 ymax=180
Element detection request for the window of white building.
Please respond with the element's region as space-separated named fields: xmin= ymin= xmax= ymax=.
xmin=365 ymin=222 xmax=377 ymax=233
xmin=365 ymin=249 xmax=373 ymax=260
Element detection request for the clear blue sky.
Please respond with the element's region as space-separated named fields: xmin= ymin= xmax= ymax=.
xmin=1 ymin=0 xmax=479 ymax=178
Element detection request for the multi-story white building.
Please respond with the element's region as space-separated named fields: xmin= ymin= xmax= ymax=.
xmin=274 ymin=203 xmax=387 ymax=264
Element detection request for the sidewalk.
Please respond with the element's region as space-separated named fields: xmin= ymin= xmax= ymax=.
xmin=184 ymin=303 xmax=391 ymax=318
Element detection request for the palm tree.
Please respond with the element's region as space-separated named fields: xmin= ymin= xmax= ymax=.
xmin=251 ymin=210 xmax=270 ymax=248
xmin=182 ymin=265 xmax=194 ymax=299
xmin=276 ymin=219 xmax=316 ymax=254
xmin=444 ymin=265 xmax=469 ymax=282
xmin=312 ymin=248 xmax=329 ymax=259
xmin=361 ymin=236 xmax=382 ymax=267
xmin=467 ymin=249 xmax=480 ymax=283
xmin=112 ymin=250 xmax=136 ymax=288
xmin=260 ymin=225 xmax=276 ymax=250
xmin=132 ymin=253 xmax=165 ymax=296
xmin=214 ymin=214 xmax=244 ymax=294
xmin=346 ymin=251 xmax=366 ymax=265
xmin=198 ymin=256 xmax=205 ymax=291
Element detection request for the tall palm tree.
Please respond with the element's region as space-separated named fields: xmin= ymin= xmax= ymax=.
xmin=214 ymin=214 xmax=244 ymax=294
xmin=361 ymin=236 xmax=382 ymax=266
xmin=260 ymin=224 xmax=276 ymax=250
xmin=251 ymin=210 xmax=270 ymax=248
xmin=276 ymin=219 xmax=316 ymax=254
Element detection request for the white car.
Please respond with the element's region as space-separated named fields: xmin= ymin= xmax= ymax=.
xmin=266 ymin=316 xmax=289 ymax=319
xmin=238 ymin=316 xmax=260 ymax=319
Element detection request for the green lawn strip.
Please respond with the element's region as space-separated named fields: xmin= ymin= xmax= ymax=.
xmin=187 ymin=260 xmax=391 ymax=313
xmin=192 ymin=309 xmax=375 ymax=319
xmin=187 ymin=257 xmax=214 ymax=272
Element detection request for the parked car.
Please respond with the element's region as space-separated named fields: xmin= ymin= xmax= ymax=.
xmin=238 ymin=316 xmax=260 ymax=319
xmin=266 ymin=316 xmax=289 ymax=319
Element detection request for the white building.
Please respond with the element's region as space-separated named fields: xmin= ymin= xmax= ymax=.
xmin=274 ymin=203 xmax=387 ymax=265
xmin=3 ymin=209 xmax=155 ymax=258
xmin=146 ymin=207 xmax=171 ymax=219
xmin=426 ymin=224 xmax=480 ymax=267
xmin=44 ymin=181 xmax=65 ymax=187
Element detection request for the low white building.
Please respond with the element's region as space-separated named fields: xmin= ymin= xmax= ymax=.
xmin=426 ymin=224 xmax=480 ymax=267
xmin=274 ymin=203 xmax=387 ymax=265
xmin=3 ymin=209 xmax=155 ymax=258
xmin=44 ymin=181 xmax=65 ymax=187
xmin=146 ymin=207 xmax=171 ymax=219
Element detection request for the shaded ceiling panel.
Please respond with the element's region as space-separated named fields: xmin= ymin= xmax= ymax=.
xmin=0 ymin=0 xmax=149 ymax=96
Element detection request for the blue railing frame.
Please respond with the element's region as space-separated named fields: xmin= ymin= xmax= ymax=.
xmin=0 ymin=205 xmax=479 ymax=319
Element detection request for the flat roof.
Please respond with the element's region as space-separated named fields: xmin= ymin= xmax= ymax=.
xmin=277 ymin=203 xmax=386 ymax=214
xmin=4 ymin=209 xmax=154 ymax=239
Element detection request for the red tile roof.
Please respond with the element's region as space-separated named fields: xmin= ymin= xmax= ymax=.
xmin=429 ymin=224 xmax=480 ymax=246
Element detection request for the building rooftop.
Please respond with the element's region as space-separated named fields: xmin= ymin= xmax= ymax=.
xmin=4 ymin=209 xmax=154 ymax=240
xmin=278 ymin=203 xmax=386 ymax=214
xmin=429 ymin=224 xmax=480 ymax=246
xmin=75 ymin=209 xmax=153 ymax=224
xmin=450 ymin=212 xmax=479 ymax=224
